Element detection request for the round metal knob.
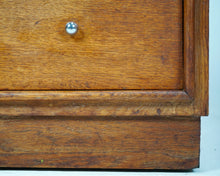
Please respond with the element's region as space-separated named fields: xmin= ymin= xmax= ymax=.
xmin=65 ymin=22 xmax=78 ymax=35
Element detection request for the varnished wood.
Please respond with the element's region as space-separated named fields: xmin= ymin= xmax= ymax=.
xmin=0 ymin=0 xmax=209 ymax=170
xmin=0 ymin=90 xmax=194 ymax=117
xmin=0 ymin=0 xmax=209 ymax=117
xmin=0 ymin=90 xmax=191 ymax=103
xmin=194 ymin=0 xmax=209 ymax=116
xmin=0 ymin=0 xmax=183 ymax=90
xmin=0 ymin=116 xmax=200 ymax=169
xmin=0 ymin=102 xmax=195 ymax=117
xmin=184 ymin=0 xmax=195 ymax=97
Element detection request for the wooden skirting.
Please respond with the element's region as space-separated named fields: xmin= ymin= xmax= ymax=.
xmin=0 ymin=116 xmax=200 ymax=170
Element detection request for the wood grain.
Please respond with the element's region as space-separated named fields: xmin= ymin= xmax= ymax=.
xmin=0 ymin=116 xmax=200 ymax=169
xmin=0 ymin=90 xmax=194 ymax=117
xmin=194 ymin=0 xmax=209 ymax=116
xmin=184 ymin=0 xmax=195 ymax=97
xmin=0 ymin=0 xmax=183 ymax=90
xmin=0 ymin=0 xmax=209 ymax=117
xmin=0 ymin=90 xmax=191 ymax=103
xmin=0 ymin=0 xmax=208 ymax=170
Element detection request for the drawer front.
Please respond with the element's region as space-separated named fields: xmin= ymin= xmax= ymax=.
xmin=0 ymin=0 xmax=183 ymax=90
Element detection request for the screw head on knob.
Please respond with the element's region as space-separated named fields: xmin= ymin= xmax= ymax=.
xmin=65 ymin=22 xmax=78 ymax=35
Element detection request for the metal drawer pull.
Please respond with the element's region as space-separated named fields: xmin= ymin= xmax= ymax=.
xmin=65 ymin=22 xmax=78 ymax=35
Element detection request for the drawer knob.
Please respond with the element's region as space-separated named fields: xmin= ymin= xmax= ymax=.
xmin=65 ymin=22 xmax=78 ymax=35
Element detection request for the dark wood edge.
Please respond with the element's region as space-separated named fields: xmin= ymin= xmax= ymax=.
xmin=0 ymin=116 xmax=201 ymax=169
xmin=0 ymin=0 xmax=209 ymax=117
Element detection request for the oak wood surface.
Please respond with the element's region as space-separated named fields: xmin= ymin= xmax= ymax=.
xmin=0 ymin=0 xmax=208 ymax=170
xmin=184 ymin=0 xmax=195 ymax=97
xmin=194 ymin=0 xmax=209 ymax=115
xmin=0 ymin=0 xmax=209 ymax=169
xmin=0 ymin=0 xmax=183 ymax=90
xmin=0 ymin=0 xmax=209 ymax=117
xmin=0 ymin=90 xmax=193 ymax=117
xmin=0 ymin=116 xmax=200 ymax=169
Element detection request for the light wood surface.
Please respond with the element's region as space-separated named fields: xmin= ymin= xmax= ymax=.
xmin=0 ymin=0 xmax=183 ymax=90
